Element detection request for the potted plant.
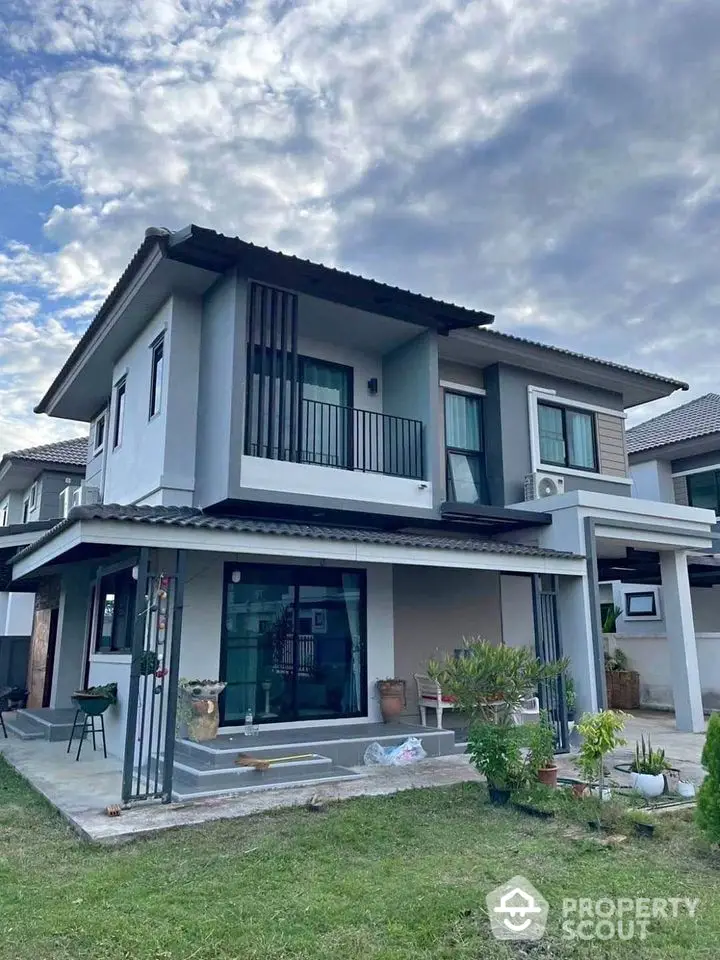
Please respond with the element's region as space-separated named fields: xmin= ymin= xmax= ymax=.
xmin=137 ymin=649 xmax=160 ymax=676
xmin=630 ymin=736 xmax=669 ymax=798
xmin=376 ymin=678 xmax=406 ymax=722
xmin=602 ymin=604 xmax=622 ymax=634
xmin=178 ymin=679 xmax=227 ymax=742
xmin=527 ymin=715 xmax=558 ymax=787
xmin=604 ymin=647 xmax=640 ymax=710
xmin=467 ymin=722 xmax=530 ymax=805
xmin=575 ymin=709 xmax=626 ymax=802
xmin=428 ymin=638 xmax=568 ymax=728
xmin=72 ymin=682 xmax=118 ymax=716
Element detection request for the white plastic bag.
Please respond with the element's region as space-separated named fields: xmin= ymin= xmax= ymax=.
xmin=364 ymin=736 xmax=427 ymax=766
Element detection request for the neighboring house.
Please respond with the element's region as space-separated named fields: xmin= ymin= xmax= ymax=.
xmin=619 ymin=393 xmax=720 ymax=710
xmin=0 ymin=437 xmax=87 ymax=699
xmin=4 ymin=225 xmax=714 ymax=804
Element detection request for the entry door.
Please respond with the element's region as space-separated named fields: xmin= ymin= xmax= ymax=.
xmin=300 ymin=358 xmax=353 ymax=469
xmin=220 ymin=564 xmax=366 ymax=725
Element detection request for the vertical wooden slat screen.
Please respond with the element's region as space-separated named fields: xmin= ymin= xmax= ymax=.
xmin=245 ymin=282 xmax=299 ymax=459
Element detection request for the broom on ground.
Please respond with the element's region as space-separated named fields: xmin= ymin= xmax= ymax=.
xmin=235 ymin=752 xmax=315 ymax=771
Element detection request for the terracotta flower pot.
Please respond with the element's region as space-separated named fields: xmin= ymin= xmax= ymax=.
xmin=376 ymin=680 xmax=405 ymax=723
xmin=537 ymin=764 xmax=559 ymax=788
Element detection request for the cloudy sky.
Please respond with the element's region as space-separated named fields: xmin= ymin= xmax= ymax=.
xmin=1 ymin=0 xmax=718 ymax=451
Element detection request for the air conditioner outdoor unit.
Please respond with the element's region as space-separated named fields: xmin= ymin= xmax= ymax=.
xmin=71 ymin=483 xmax=102 ymax=509
xmin=524 ymin=471 xmax=565 ymax=501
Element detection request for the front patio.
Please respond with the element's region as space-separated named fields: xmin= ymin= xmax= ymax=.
xmin=0 ymin=710 xmax=706 ymax=843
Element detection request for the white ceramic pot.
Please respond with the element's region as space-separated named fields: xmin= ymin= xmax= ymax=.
xmin=630 ymin=772 xmax=665 ymax=798
xmin=590 ymin=786 xmax=612 ymax=802
xmin=676 ymin=780 xmax=696 ymax=798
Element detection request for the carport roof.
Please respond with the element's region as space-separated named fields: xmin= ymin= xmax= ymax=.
xmin=11 ymin=504 xmax=582 ymax=564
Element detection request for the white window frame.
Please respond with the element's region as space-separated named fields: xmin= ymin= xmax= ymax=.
xmin=93 ymin=412 xmax=106 ymax=455
xmin=528 ymin=385 xmax=632 ymax=485
xmin=29 ymin=481 xmax=38 ymax=509
xmin=0 ymin=503 xmax=8 ymax=527
xmin=113 ymin=376 xmax=127 ymax=450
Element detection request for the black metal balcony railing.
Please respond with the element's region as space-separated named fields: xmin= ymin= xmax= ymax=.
xmin=246 ymin=398 xmax=425 ymax=481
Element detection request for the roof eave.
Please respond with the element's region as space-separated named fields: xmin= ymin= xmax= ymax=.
xmin=166 ymin=224 xmax=495 ymax=333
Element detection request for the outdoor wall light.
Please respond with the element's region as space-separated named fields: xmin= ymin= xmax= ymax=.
xmin=367 ymin=377 xmax=378 ymax=395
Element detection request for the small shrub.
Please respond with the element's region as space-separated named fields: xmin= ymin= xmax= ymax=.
xmin=630 ymin=736 xmax=669 ymax=775
xmin=697 ymin=713 xmax=720 ymax=844
xmin=575 ymin=710 xmax=626 ymax=790
xmin=467 ymin=722 xmax=529 ymax=791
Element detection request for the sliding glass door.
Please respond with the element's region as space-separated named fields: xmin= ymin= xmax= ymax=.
xmin=220 ymin=564 xmax=366 ymax=725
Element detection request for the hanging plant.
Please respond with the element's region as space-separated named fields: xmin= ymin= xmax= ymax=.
xmin=138 ymin=649 xmax=160 ymax=676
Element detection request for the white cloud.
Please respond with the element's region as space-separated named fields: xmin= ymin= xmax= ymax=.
xmin=0 ymin=0 xmax=719 ymax=452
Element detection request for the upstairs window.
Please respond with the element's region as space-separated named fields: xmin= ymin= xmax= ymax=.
xmin=444 ymin=391 xmax=489 ymax=504
xmin=538 ymin=402 xmax=597 ymax=471
xmin=149 ymin=335 xmax=164 ymax=419
xmin=94 ymin=413 xmax=106 ymax=454
xmin=113 ymin=378 xmax=126 ymax=448
xmin=0 ymin=503 xmax=8 ymax=527
xmin=687 ymin=469 xmax=720 ymax=513
xmin=29 ymin=481 xmax=37 ymax=509
xmin=22 ymin=498 xmax=29 ymax=524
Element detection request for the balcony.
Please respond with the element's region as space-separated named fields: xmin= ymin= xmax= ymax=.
xmin=246 ymin=397 xmax=425 ymax=481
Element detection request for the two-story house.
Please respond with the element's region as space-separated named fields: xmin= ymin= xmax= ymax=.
xmin=0 ymin=437 xmax=87 ymax=702
xmin=5 ymin=225 xmax=714 ymax=804
xmin=613 ymin=394 xmax=720 ymax=711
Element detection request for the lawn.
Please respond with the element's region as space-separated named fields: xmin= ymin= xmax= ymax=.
xmin=1 ymin=758 xmax=720 ymax=959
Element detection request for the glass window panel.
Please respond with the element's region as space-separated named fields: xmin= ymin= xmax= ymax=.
xmin=687 ymin=471 xmax=720 ymax=511
xmin=221 ymin=565 xmax=365 ymax=725
xmin=538 ymin=404 xmax=566 ymax=464
xmin=445 ymin=393 xmax=481 ymax=451
xmin=447 ymin=451 xmax=487 ymax=503
xmin=566 ymin=410 xmax=595 ymax=469
xmin=625 ymin=592 xmax=656 ymax=617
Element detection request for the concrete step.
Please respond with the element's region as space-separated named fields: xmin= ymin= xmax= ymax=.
xmin=173 ymin=753 xmax=336 ymax=789
xmin=3 ymin=713 xmax=46 ymax=740
xmin=171 ymin=761 xmax=362 ymax=802
xmin=175 ymin=726 xmax=456 ymax=769
xmin=10 ymin=708 xmax=79 ymax=742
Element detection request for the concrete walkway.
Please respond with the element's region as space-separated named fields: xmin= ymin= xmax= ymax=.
xmin=0 ymin=709 xmax=707 ymax=844
xmin=0 ymin=734 xmax=482 ymax=844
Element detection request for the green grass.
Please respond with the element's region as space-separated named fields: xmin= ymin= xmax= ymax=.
xmin=1 ymin=757 xmax=720 ymax=959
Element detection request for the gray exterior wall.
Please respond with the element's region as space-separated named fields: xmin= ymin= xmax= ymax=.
xmin=439 ymin=359 xmax=485 ymax=390
xmin=393 ymin=565 xmax=503 ymax=716
xmin=382 ymin=331 xmax=440 ymax=492
xmin=195 ymin=271 xmax=248 ymax=508
xmin=101 ymin=294 xmax=202 ymax=506
xmin=0 ymin=490 xmax=25 ymax=526
xmin=486 ymin=363 xmax=630 ymax=505
xmin=629 ymin=458 xmax=675 ymax=503
xmin=672 ymin=450 xmax=720 ymax=475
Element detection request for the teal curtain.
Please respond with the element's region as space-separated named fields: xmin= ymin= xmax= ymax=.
xmin=445 ymin=393 xmax=481 ymax=451
xmin=567 ymin=410 xmax=595 ymax=469
xmin=538 ymin=404 xmax=565 ymax=464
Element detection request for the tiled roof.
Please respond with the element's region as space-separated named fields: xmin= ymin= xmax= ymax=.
xmin=476 ymin=328 xmax=688 ymax=391
xmin=626 ymin=393 xmax=720 ymax=455
xmin=4 ymin=436 xmax=88 ymax=467
xmin=12 ymin=504 xmax=582 ymax=563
